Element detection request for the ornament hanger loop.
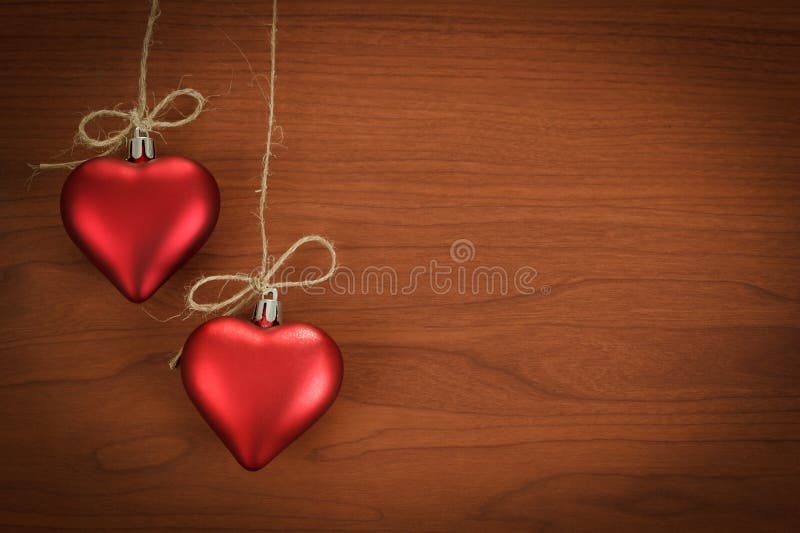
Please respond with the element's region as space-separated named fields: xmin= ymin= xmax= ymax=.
xmin=261 ymin=288 xmax=278 ymax=300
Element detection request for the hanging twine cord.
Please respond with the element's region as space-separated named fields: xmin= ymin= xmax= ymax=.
xmin=169 ymin=0 xmax=337 ymax=368
xmin=28 ymin=0 xmax=206 ymax=176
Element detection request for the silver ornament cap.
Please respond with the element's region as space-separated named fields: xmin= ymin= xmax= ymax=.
xmin=253 ymin=288 xmax=280 ymax=326
xmin=128 ymin=127 xmax=156 ymax=161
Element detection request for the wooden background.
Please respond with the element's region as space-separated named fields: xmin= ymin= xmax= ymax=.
xmin=1 ymin=1 xmax=799 ymax=531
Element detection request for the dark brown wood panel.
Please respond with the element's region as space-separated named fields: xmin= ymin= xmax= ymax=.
xmin=1 ymin=1 xmax=799 ymax=531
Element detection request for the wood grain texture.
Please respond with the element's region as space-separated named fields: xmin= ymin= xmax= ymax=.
xmin=2 ymin=1 xmax=800 ymax=531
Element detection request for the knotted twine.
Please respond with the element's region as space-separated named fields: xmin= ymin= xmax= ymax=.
xmin=28 ymin=0 xmax=206 ymax=177
xmin=168 ymin=0 xmax=337 ymax=368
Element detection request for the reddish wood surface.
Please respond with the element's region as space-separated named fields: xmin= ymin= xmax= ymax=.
xmin=1 ymin=1 xmax=800 ymax=531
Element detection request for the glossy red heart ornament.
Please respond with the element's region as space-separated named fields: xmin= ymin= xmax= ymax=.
xmin=60 ymin=156 xmax=219 ymax=302
xmin=180 ymin=317 xmax=343 ymax=471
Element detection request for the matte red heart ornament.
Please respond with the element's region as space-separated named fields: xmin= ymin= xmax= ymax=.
xmin=60 ymin=136 xmax=219 ymax=302
xmin=180 ymin=314 xmax=343 ymax=471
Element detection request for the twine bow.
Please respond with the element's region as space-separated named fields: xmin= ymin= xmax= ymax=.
xmin=28 ymin=0 xmax=206 ymax=176
xmin=185 ymin=235 xmax=337 ymax=318
xmin=170 ymin=231 xmax=337 ymax=372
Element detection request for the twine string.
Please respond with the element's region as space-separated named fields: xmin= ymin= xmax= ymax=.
xmin=28 ymin=0 xmax=206 ymax=175
xmin=169 ymin=0 xmax=337 ymax=368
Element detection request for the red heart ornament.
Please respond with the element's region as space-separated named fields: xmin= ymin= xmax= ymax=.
xmin=60 ymin=156 xmax=220 ymax=302
xmin=180 ymin=317 xmax=343 ymax=471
